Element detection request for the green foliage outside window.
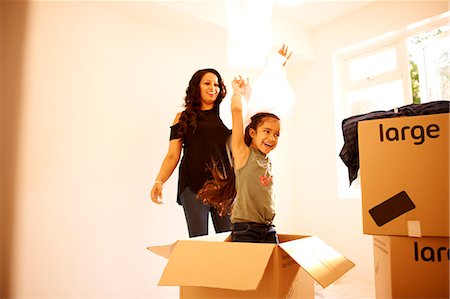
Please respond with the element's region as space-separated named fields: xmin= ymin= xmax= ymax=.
xmin=409 ymin=59 xmax=421 ymax=104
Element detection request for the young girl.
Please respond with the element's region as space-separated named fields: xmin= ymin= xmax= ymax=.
xmin=198 ymin=77 xmax=281 ymax=244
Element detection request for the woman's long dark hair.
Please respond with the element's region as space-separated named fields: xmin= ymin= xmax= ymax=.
xmin=197 ymin=112 xmax=280 ymax=216
xmin=177 ymin=68 xmax=227 ymax=137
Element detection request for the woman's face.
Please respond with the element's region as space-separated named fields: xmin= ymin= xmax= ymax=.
xmin=199 ymin=72 xmax=220 ymax=110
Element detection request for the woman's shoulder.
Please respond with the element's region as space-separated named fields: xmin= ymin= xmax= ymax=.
xmin=172 ymin=112 xmax=182 ymax=125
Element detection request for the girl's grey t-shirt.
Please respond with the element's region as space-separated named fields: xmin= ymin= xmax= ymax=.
xmin=231 ymin=148 xmax=275 ymax=225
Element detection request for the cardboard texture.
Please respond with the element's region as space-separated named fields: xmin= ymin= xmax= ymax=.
xmin=373 ymin=235 xmax=450 ymax=299
xmin=358 ymin=113 xmax=449 ymax=237
xmin=148 ymin=233 xmax=355 ymax=299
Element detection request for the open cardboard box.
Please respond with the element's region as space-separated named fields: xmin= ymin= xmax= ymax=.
xmin=358 ymin=113 xmax=449 ymax=237
xmin=148 ymin=232 xmax=355 ymax=299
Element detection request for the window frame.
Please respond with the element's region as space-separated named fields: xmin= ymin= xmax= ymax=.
xmin=334 ymin=12 xmax=449 ymax=200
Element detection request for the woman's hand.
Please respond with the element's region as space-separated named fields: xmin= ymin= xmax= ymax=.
xmin=278 ymin=43 xmax=292 ymax=67
xmin=150 ymin=181 xmax=163 ymax=204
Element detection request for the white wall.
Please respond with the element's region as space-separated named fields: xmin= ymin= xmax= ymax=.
xmin=290 ymin=0 xmax=448 ymax=286
xmin=3 ymin=1 xmax=230 ymax=298
xmin=1 ymin=0 xmax=448 ymax=298
xmin=1 ymin=1 xmax=301 ymax=298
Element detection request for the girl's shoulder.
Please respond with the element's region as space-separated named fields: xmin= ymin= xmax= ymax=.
xmin=233 ymin=145 xmax=251 ymax=170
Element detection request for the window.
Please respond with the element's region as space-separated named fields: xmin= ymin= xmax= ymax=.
xmin=335 ymin=13 xmax=449 ymax=199
xmin=408 ymin=26 xmax=450 ymax=104
xmin=343 ymin=43 xmax=408 ymax=117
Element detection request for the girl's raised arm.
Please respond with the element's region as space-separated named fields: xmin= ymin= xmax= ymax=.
xmin=231 ymin=77 xmax=250 ymax=170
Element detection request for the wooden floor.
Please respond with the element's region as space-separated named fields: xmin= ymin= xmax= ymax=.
xmin=315 ymin=278 xmax=375 ymax=299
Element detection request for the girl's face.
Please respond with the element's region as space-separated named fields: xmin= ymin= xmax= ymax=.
xmin=249 ymin=117 xmax=281 ymax=154
xmin=199 ymin=72 xmax=220 ymax=110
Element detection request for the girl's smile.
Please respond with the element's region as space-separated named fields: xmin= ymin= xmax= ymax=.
xmin=250 ymin=118 xmax=281 ymax=155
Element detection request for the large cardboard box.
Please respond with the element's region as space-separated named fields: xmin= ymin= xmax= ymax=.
xmin=358 ymin=113 xmax=449 ymax=237
xmin=373 ymin=235 xmax=450 ymax=299
xmin=148 ymin=233 xmax=355 ymax=299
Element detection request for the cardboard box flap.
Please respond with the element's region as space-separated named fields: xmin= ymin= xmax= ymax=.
xmin=279 ymin=236 xmax=355 ymax=288
xmin=147 ymin=242 xmax=178 ymax=259
xmin=158 ymin=240 xmax=276 ymax=290
xmin=147 ymin=232 xmax=231 ymax=259
xmin=188 ymin=231 xmax=231 ymax=242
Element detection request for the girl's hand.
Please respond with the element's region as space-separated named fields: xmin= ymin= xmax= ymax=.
xmin=278 ymin=43 xmax=292 ymax=67
xmin=232 ymin=76 xmax=251 ymax=100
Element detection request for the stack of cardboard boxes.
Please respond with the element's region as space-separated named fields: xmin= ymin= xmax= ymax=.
xmin=358 ymin=113 xmax=449 ymax=298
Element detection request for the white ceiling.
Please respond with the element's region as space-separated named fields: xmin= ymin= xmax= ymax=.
xmin=272 ymin=0 xmax=377 ymax=28
xmin=87 ymin=0 xmax=380 ymax=65
xmin=91 ymin=1 xmax=378 ymax=30
xmin=157 ymin=1 xmax=377 ymax=29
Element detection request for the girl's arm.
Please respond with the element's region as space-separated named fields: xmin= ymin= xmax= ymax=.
xmin=231 ymin=77 xmax=250 ymax=170
xmin=150 ymin=113 xmax=183 ymax=204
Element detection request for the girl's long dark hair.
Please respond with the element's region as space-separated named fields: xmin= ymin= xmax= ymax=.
xmin=177 ymin=69 xmax=227 ymax=137
xmin=197 ymin=112 xmax=280 ymax=216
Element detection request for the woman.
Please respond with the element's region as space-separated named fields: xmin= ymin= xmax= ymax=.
xmin=150 ymin=68 xmax=232 ymax=238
